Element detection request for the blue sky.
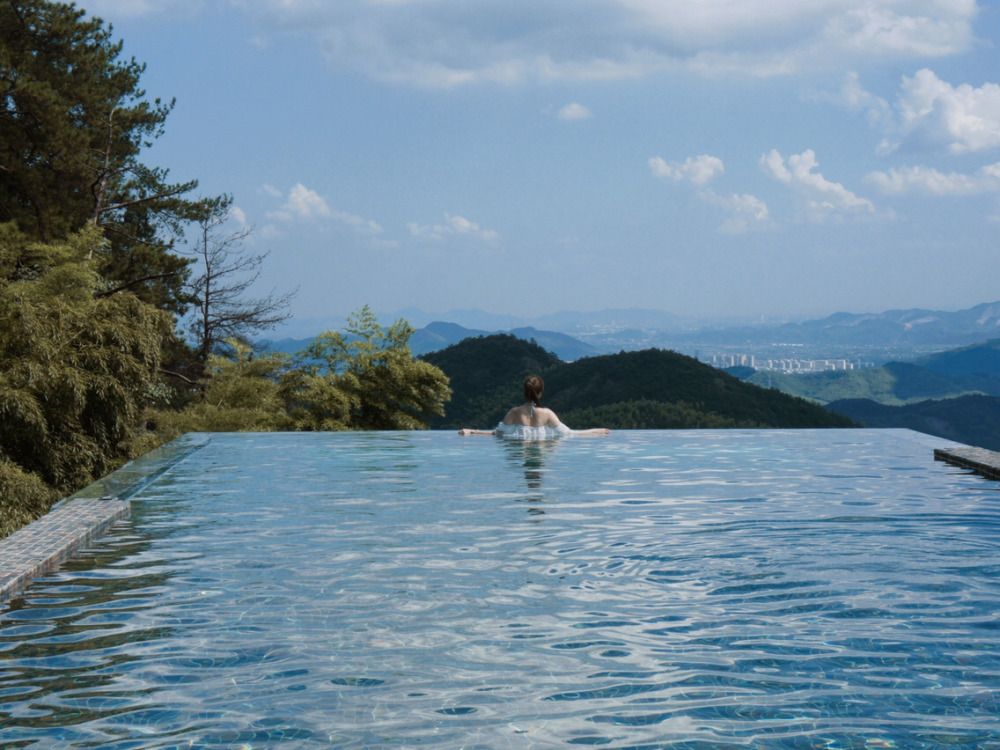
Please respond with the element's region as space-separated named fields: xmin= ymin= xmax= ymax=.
xmin=83 ymin=0 xmax=1000 ymax=333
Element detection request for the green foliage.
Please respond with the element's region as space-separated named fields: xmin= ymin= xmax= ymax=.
xmin=0 ymin=457 xmax=56 ymax=538
xmin=158 ymin=307 xmax=452 ymax=434
xmin=291 ymin=306 xmax=451 ymax=430
xmin=426 ymin=335 xmax=853 ymax=429
xmin=561 ymin=400 xmax=748 ymax=429
xmin=148 ymin=339 xmax=291 ymax=438
xmin=0 ymin=224 xmax=170 ymax=534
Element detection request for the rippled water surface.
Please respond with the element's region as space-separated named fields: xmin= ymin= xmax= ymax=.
xmin=2 ymin=429 xmax=999 ymax=748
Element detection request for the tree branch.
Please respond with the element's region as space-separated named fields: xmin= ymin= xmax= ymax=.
xmin=160 ymin=368 xmax=199 ymax=385
xmin=95 ymin=270 xmax=181 ymax=298
xmin=96 ymin=184 xmax=192 ymax=216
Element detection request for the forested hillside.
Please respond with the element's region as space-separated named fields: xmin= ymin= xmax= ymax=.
xmin=424 ymin=335 xmax=853 ymax=430
xmin=917 ymin=338 xmax=1000 ymax=377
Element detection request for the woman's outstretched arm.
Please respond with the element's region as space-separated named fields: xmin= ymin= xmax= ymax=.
xmin=573 ymin=428 xmax=610 ymax=436
xmin=458 ymin=428 xmax=496 ymax=436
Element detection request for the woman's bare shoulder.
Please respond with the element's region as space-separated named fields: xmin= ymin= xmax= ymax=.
xmin=537 ymin=407 xmax=562 ymax=426
xmin=501 ymin=406 xmax=521 ymax=424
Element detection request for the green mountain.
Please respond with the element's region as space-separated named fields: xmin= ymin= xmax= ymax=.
xmin=917 ymin=338 xmax=1000 ymax=377
xmin=424 ymin=335 xmax=852 ymax=430
xmin=422 ymin=335 xmax=561 ymax=428
xmin=828 ymin=395 xmax=1000 ymax=450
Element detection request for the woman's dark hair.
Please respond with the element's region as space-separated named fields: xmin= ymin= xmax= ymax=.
xmin=523 ymin=374 xmax=544 ymax=406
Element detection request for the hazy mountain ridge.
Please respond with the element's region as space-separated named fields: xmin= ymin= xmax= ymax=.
xmin=673 ymin=301 xmax=1000 ymax=349
xmin=261 ymin=321 xmax=598 ymax=362
xmin=266 ymin=301 xmax=1000 ymax=358
xmin=827 ymin=395 xmax=1000 ymax=451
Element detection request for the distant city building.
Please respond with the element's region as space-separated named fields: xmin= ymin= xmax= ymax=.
xmin=707 ymin=353 xmax=874 ymax=373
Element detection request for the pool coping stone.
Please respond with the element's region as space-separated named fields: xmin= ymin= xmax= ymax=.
xmin=0 ymin=433 xmax=211 ymax=603
xmin=934 ymin=446 xmax=1000 ymax=481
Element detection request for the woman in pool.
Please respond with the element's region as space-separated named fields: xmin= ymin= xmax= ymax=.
xmin=458 ymin=374 xmax=609 ymax=437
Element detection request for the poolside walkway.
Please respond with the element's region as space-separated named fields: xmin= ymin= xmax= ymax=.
xmin=0 ymin=434 xmax=210 ymax=604
xmin=0 ymin=498 xmax=131 ymax=602
xmin=934 ymin=446 xmax=1000 ymax=481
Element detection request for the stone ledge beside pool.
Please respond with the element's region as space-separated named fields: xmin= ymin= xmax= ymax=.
xmin=0 ymin=498 xmax=131 ymax=602
xmin=934 ymin=445 xmax=1000 ymax=480
xmin=0 ymin=432 xmax=210 ymax=603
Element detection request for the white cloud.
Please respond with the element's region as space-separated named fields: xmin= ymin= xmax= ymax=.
xmin=407 ymin=213 xmax=499 ymax=242
xmin=761 ymin=148 xmax=874 ymax=217
xmin=831 ymin=69 xmax=1000 ymax=155
xmin=268 ymin=183 xmax=331 ymax=221
xmin=867 ymin=162 xmax=1000 ymax=195
xmin=649 ymin=154 xmax=725 ymax=186
xmin=266 ymin=183 xmax=383 ymax=235
xmin=234 ymin=1 xmax=976 ymax=87
xmin=558 ymin=102 xmax=592 ymax=121
xmin=230 ymin=205 xmax=249 ymax=227
xmin=649 ymin=154 xmax=765 ymax=232
xmin=700 ymin=190 xmax=770 ymax=234
xmin=896 ymin=68 xmax=1000 ymax=154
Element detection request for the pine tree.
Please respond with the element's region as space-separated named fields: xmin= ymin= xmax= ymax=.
xmin=0 ymin=0 xmax=204 ymax=313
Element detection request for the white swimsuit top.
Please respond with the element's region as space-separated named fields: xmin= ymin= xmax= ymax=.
xmin=495 ymin=420 xmax=572 ymax=441
xmin=495 ymin=402 xmax=571 ymax=440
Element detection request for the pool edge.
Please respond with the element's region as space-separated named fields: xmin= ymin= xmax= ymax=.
xmin=0 ymin=433 xmax=211 ymax=604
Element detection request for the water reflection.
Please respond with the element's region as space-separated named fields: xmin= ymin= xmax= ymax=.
xmin=501 ymin=437 xmax=562 ymax=515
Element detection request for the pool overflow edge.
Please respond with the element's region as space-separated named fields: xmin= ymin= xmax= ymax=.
xmin=0 ymin=434 xmax=211 ymax=604
xmin=934 ymin=446 xmax=1000 ymax=481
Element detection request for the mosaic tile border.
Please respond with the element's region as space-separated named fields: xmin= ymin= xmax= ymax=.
xmin=0 ymin=433 xmax=210 ymax=603
xmin=934 ymin=446 xmax=1000 ymax=481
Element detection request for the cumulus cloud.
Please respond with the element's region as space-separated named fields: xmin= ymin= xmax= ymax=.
xmin=266 ymin=183 xmax=383 ymax=235
xmin=867 ymin=162 xmax=1000 ymax=194
xmin=829 ymin=69 xmax=1000 ymax=155
xmin=407 ymin=213 xmax=499 ymax=242
xmin=268 ymin=183 xmax=331 ymax=221
xmin=234 ymin=1 xmax=976 ymax=87
xmin=761 ymin=148 xmax=874 ymax=217
xmin=558 ymin=102 xmax=592 ymax=120
xmin=649 ymin=154 xmax=725 ymax=186
xmin=895 ymin=68 xmax=1000 ymax=154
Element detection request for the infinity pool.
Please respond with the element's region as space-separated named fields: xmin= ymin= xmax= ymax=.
xmin=1 ymin=429 xmax=998 ymax=748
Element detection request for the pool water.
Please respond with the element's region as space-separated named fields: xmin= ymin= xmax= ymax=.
xmin=1 ymin=429 xmax=999 ymax=748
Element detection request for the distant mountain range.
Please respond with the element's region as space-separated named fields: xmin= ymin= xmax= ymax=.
xmin=669 ymin=301 xmax=1000 ymax=349
xmin=265 ymin=301 xmax=1000 ymax=358
xmin=260 ymin=321 xmax=600 ymax=362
